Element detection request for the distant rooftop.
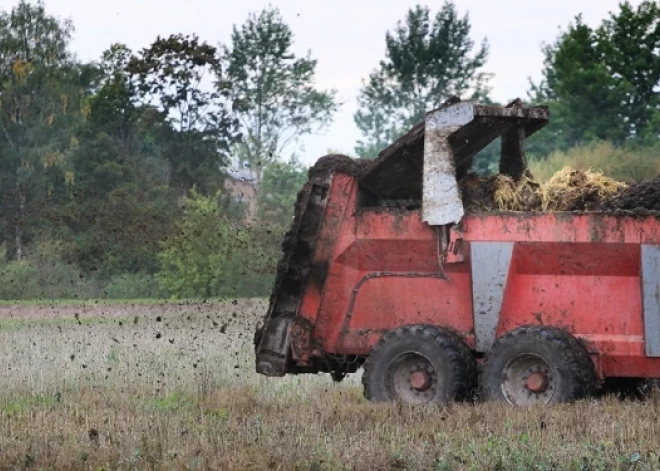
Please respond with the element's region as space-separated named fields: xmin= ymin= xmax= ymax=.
xmin=226 ymin=167 xmax=257 ymax=184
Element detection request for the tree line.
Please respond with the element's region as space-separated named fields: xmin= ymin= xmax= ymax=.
xmin=1 ymin=0 xmax=659 ymax=300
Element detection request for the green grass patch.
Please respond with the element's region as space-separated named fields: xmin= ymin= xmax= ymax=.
xmin=0 ymin=297 xmax=267 ymax=307
xmin=141 ymin=392 xmax=195 ymax=411
xmin=2 ymin=394 xmax=60 ymax=415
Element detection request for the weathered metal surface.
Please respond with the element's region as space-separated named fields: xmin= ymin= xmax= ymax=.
xmin=641 ymin=245 xmax=660 ymax=357
xmin=358 ymin=97 xmax=461 ymax=205
xmin=500 ymin=99 xmax=527 ymax=181
xmin=473 ymin=103 xmax=550 ymax=122
xmin=502 ymin=353 xmax=555 ymax=405
xmin=462 ymin=213 xmax=660 ymax=244
xmin=290 ymin=317 xmax=314 ymax=363
xmin=358 ymin=97 xmax=549 ymax=211
xmin=258 ymin=101 xmax=660 ymax=385
xmin=298 ymin=174 xmax=356 ymax=327
xmin=265 ymin=171 xmax=660 ymax=379
xmin=255 ymin=178 xmax=330 ymax=376
xmin=422 ymin=102 xmax=473 ymax=226
xmin=280 ymin=178 xmax=660 ymax=378
xmin=500 ymin=125 xmax=526 ymax=179
xmin=497 ymin=242 xmax=641 ymax=325
xmin=471 ymin=242 xmax=513 ymax=351
xmin=255 ymin=314 xmax=293 ymax=376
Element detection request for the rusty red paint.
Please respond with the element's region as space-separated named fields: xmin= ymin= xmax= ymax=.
xmin=277 ymin=173 xmax=660 ymax=381
xmin=411 ymin=370 xmax=432 ymax=391
xmin=526 ymin=372 xmax=548 ymax=393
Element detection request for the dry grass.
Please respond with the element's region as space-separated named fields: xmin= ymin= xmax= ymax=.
xmin=1 ymin=301 xmax=660 ymax=470
xmin=529 ymin=141 xmax=660 ymax=184
xmin=492 ymin=174 xmax=541 ymax=211
xmin=540 ymin=166 xmax=627 ymax=211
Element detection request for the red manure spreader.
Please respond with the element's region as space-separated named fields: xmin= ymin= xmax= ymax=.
xmin=254 ymin=98 xmax=660 ymax=406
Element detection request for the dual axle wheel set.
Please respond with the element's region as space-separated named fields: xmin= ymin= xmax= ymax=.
xmin=361 ymin=325 xmax=597 ymax=406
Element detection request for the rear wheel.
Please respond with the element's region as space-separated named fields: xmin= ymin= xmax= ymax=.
xmin=480 ymin=326 xmax=596 ymax=406
xmin=362 ymin=325 xmax=477 ymax=405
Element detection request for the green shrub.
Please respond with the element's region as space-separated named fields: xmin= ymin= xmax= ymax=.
xmin=157 ymin=189 xmax=276 ymax=299
xmin=0 ymin=260 xmax=38 ymax=300
xmin=0 ymin=241 xmax=101 ymax=300
xmin=102 ymin=273 xmax=164 ymax=299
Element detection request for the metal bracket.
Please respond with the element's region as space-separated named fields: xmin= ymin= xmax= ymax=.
xmin=438 ymin=225 xmax=464 ymax=264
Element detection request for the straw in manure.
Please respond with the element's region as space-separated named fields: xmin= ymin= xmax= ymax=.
xmin=539 ymin=166 xmax=627 ymax=211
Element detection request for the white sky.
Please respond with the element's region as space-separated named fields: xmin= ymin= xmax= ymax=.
xmin=0 ymin=0 xmax=645 ymax=166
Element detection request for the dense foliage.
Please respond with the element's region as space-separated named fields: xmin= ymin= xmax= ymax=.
xmin=1 ymin=0 xmax=660 ymax=300
xmin=528 ymin=0 xmax=660 ymax=156
xmin=0 ymin=1 xmax=327 ymax=299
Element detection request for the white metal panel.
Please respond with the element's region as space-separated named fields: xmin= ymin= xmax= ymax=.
xmin=641 ymin=245 xmax=660 ymax=357
xmin=422 ymin=103 xmax=474 ymax=226
xmin=471 ymin=242 xmax=514 ymax=352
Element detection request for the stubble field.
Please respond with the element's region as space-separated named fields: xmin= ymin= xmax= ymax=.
xmin=0 ymin=300 xmax=659 ymax=470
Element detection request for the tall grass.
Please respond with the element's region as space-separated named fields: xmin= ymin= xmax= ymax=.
xmin=0 ymin=301 xmax=659 ymax=470
xmin=529 ymin=141 xmax=660 ymax=183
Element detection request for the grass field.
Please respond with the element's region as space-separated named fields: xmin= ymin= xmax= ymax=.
xmin=0 ymin=300 xmax=659 ymax=470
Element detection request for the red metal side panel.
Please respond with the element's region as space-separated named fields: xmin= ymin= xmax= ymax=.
xmin=292 ymin=173 xmax=356 ymax=362
xmin=506 ymin=241 xmax=641 ymax=339
xmin=355 ymin=210 xmax=435 ymax=241
xmin=298 ymin=174 xmax=355 ymax=326
xmin=309 ymin=177 xmax=362 ymax=355
xmin=495 ymin=240 xmax=660 ymax=378
xmin=302 ymin=196 xmax=660 ymax=378
xmin=340 ymin=269 xmax=474 ymax=354
xmin=323 ymin=209 xmax=474 ymax=355
xmin=463 ymin=213 xmax=660 ymax=244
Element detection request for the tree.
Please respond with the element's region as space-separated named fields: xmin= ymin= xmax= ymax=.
xmin=223 ymin=6 xmax=338 ymax=182
xmin=127 ymin=34 xmax=239 ymax=191
xmin=257 ymin=157 xmax=307 ymax=226
xmin=86 ymin=43 xmax=138 ymax=150
xmin=354 ymin=2 xmax=491 ymax=159
xmin=0 ymin=0 xmax=82 ymax=261
xmin=52 ymin=43 xmax=183 ymax=279
xmin=529 ymin=1 xmax=660 ymax=155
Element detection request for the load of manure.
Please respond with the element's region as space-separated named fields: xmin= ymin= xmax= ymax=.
xmin=460 ymin=166 xmax=628 ymax=212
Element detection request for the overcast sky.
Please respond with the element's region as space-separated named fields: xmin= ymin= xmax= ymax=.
xmin=0 ymin=0 xmax=645 ymax=166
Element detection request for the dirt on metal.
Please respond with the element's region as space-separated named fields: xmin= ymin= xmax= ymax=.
xmin=269 ymin=183 xmax=310 ymax=305
xmin=308 ymin=154 xmax=373 ymax=182
xmin=270 ymin=155 xmax=373 ymax=312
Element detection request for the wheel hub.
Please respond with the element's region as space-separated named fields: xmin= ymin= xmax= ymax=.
xmin=501 ymin=353 xmax=555 ymax=405
xmin=526 ymin=371 xmax=549 ymax=393
xmin=385 ymin=352 xmax=440 ymax=404
xmin=410 ymin=370 xmax=432 ymax=391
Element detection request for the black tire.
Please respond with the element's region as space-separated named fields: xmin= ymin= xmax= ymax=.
xmin=362 ymin=325 xmax=477 ymax=405
xmin=480 ymin=326 xmax=596 ymax=406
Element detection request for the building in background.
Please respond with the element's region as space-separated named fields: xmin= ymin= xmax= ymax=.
xmin=224 ymin=167 xmax=258 ymax=223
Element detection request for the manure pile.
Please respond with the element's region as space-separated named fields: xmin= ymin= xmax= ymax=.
xmin=459 ymin=166 xmax=660 ymax=213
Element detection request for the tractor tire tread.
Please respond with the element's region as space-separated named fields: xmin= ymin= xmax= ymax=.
xmin=480 ymin=326 xmax=596 ymax=404
xmin=362 ymin=325 xmax=477 ymax=403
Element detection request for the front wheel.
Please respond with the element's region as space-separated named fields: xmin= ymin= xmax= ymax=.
xmin=362 ymin=325 xmax=477 ymax=405
xmin=480 ymin=326 xmax=596 ymax=406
